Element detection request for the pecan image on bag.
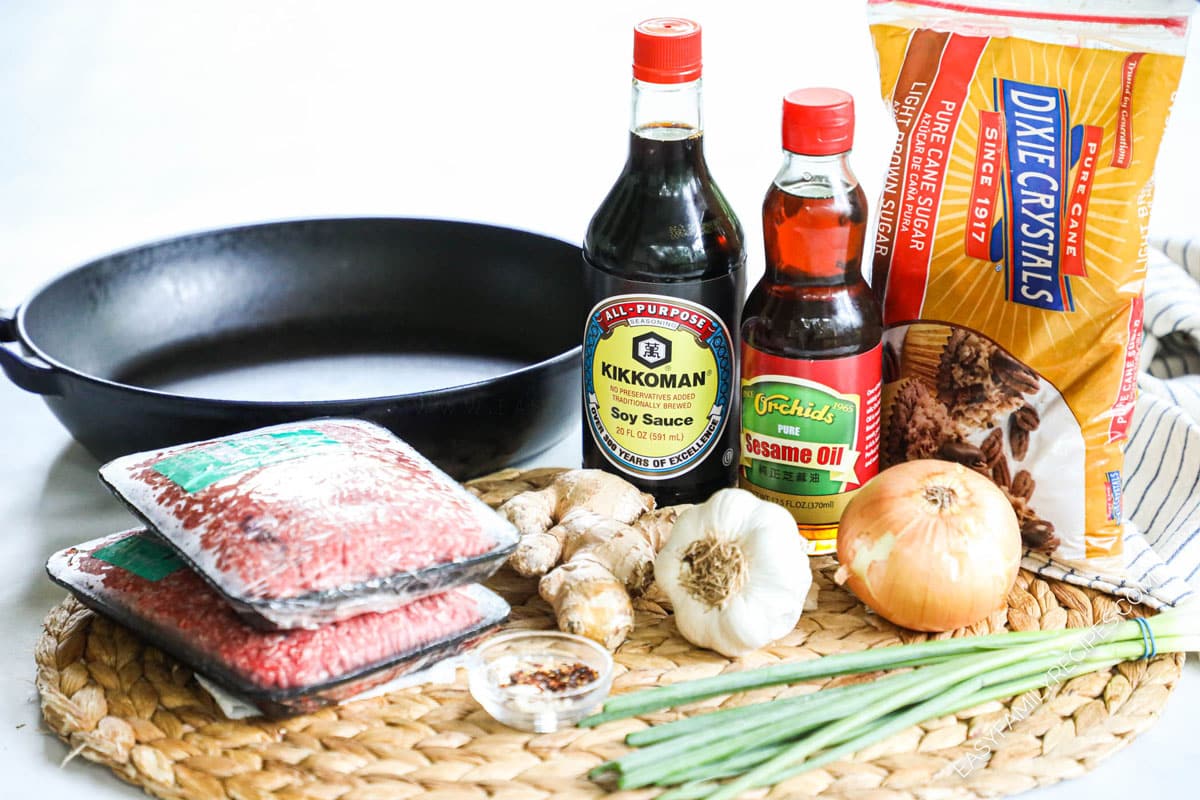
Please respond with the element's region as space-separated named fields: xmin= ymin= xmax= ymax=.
xmin=900 ymin=325 xmax=1037 ymax=430
xmin=882 ymin=324 xmax=1060 ymax=554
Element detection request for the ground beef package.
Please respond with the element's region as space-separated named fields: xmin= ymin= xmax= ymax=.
xmin=46 ymin=530 xmax=509 ymax=717
xmin=868 ymin=0 xmax=1192 ymax=562
xmin=98 ymin=419 xmax=519 ymax=629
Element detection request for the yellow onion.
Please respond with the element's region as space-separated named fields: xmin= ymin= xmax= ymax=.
xmin=835 ymin=460 xmax=1020 ymax=632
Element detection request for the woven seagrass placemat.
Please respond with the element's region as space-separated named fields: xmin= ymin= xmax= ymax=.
xmin=36 ymin=468 xmax=1183 ymax=800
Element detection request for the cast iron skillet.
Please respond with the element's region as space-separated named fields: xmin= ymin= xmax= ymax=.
xmin=0 ymin=218 xmax=584 ymax=478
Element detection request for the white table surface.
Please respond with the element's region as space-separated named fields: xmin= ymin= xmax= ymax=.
xmin=1 ymin=2 xmax=1198 ymax=797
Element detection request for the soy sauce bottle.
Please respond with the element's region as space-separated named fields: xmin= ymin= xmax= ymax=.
xmin=739 ymin=89 xmax=882 ymax=555
xmin=581 ymin=18 xmax=746 ymax=506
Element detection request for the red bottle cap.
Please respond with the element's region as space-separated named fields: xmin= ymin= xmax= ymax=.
xmin=782 ymin=88 xmax=855 ymax=155
xmin=633 ymin=18 xmax=702 ymax=84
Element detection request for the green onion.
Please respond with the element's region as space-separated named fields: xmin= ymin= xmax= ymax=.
xmin=584 ymin=607 xmax=1199 ymax=799
xmin=652 ymin=651 xmax=1121 ymax=797
xmin=624 ymin=678 xmax=873 ymax=747
xmin=602 ymin=667 xmax=932 ymax=787
xmin=615 ymin=680 xmax=892 ymax=788
xmin=663 ymin=654 xmax=1132 ymax=800
xmin=653 ymin=743 xmax=792 ymax=788
xmin=579 ymin=627 xmax=1056 ymax=726
xmin=652 ymin=656 xmax=1126 ymax=800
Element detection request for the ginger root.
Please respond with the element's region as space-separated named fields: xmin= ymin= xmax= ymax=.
xmin=538 ymin=505 xmax=688 ymax=649
xmin=633 ymin=506 xmax=687 ymax=553
xmin=466 ymin=467 xmax=567 ymax=507
xmin=498 ymin=469 xmax=654 ymax=577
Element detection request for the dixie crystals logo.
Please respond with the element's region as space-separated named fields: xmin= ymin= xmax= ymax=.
xmin=998 ymin=81 xmax=1071 ymax=311
xmin=966 ymin=78 xmax=1115 ymax=313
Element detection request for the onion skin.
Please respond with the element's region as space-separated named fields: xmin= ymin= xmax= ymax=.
xmin=835 ymin=460 xmax=1021 ymax=633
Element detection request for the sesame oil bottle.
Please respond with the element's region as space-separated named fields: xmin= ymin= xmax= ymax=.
xmin=739 ymin=89 xmax=883 ymax=554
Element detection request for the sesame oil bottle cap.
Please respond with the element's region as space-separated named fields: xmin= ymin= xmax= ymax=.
xmin=782 ymin=87 xmax=855 ymax=155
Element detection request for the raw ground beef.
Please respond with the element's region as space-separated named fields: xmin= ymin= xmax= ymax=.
xmin=46 ymin=530 xmax=508 ymax=706
xmin=98 ymin=419 xmax=518 ymax=627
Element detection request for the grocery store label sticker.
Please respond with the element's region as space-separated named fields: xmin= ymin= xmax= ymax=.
xmin=94 ymin=536 xmax=185 ymax=582
xmin=153 ymin=429 xmax=341 ymax=493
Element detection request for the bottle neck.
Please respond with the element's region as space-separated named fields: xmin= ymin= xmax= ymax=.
xmin=773 ymin=150 xmax=856 ymax=199
xmin=763 ymin=149 xmax=865 ymax=285
xmin=626 ymin=78 xmax=705 ymax=170
xmin=630 ymin=78 xmax=703 ymax=135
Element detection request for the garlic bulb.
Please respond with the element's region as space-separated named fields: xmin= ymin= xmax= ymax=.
xmin=654 ymin=489 xmax=812 ymax=657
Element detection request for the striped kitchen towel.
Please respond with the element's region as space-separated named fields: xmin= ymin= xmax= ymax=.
xmin=1023 ymin=238 xmax=1200 ymax=609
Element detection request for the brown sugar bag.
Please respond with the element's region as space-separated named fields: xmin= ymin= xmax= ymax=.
xmin=868 ymin=1 xmax=1192 ymax=561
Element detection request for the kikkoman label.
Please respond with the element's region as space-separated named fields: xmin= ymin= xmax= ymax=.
xmin=740 ymin=345 xmax=881 ymax=554
xmin=584 ymin=294 xmax=733 ymax=479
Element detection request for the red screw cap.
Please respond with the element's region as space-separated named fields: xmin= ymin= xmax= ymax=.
xmin=633 ymin=18 xmax=702 ymax=84
xmin=782 ymin=87 xmax=855 ymax=155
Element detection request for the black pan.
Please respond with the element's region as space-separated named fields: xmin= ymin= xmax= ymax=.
xmin=0 ymin=218 xmax=584 ymax=478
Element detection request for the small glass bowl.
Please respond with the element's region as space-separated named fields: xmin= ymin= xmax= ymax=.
xmin=467 ymin=630 xmax=614 ymax=732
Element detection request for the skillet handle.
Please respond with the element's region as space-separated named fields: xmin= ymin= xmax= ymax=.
xmin=0 ymin=307 xmax=61 ymax=395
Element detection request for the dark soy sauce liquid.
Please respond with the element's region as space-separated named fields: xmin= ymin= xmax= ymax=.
xmin=583 ymin=127 xmax=746 ymax=505
xmin=585 ymin=129 xmax=744 ymax=282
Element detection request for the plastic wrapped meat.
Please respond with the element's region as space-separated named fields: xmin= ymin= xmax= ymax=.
xmin=98 ymin=419 xmax=518 ymax=629
xmin=46 ymin=530 xmax=509 ymax=717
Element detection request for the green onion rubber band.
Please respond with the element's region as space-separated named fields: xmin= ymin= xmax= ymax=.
xmin=1134 ymin=616 xmax=1157 ymax=659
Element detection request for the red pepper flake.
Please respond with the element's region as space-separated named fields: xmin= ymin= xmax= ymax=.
xmin=505 ymin=662 xmax=599 ymax=693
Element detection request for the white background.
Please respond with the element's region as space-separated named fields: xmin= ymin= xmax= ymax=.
xmin=1 ymin=2 xmax=1198 ymax=797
